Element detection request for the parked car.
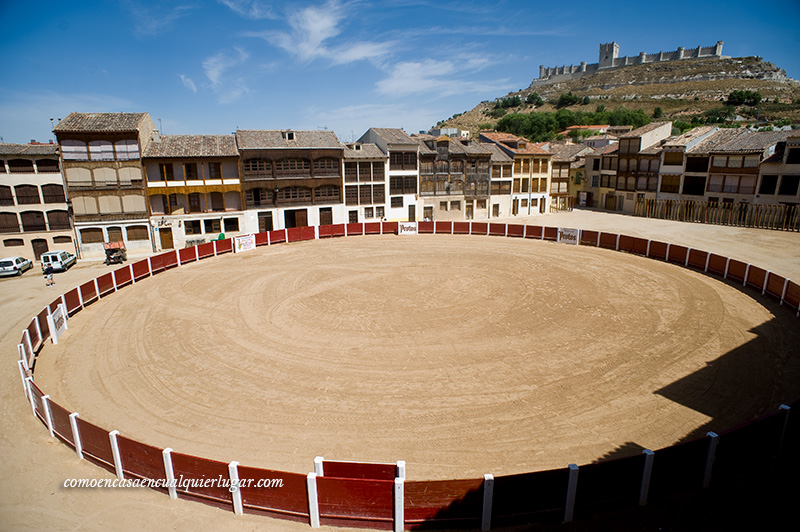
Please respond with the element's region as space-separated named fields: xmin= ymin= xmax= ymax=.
xmin=40 ymin=250 xmax=77 ymax=272
xmin=0 ymin=256 xmax=34 ymax=277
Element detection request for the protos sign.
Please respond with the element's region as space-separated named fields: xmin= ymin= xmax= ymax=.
xmin=557 ymin=228 xmax=579 ymax=245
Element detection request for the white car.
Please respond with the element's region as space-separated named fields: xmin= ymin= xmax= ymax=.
xmin=0 ymin=256 xmax=34 ymax=277
xmin=40 ymin=250 xmax=77 ymax=272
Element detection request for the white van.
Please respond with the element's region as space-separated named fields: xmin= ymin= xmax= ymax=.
xmin=40 ymin=250 xmax=77 ymax=272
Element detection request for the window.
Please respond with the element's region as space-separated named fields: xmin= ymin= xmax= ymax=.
xmin=660 ymin=175 xmax=681 ymax=194
xmin=743 ymin=156 xmax=759 ymax=168
xmin=314 ymin=158 xmax=339 ymax=174
xmin=375 ymin=206 xmax=384 ymax=218
xmin=275 ymin=159 xmax=310 ymax=174
xmin=345 ymin=162 xmax=358 ymax=182
xmin=114 ymin=140 xmax=140 ymax=160
xmin=184 ymin=163 xmax=198 ymax=180
xmin=277 ymin=186 xmax=312 ymax=201
xmin=359 ymin=185 xmax=372 ymax=205
xmin=244 ymin=159 xmax=271 ymax=173
xmin=728 ymin=156 xmax=742 ymax=169
xmin=512 ymin=179 xmax=520 ymax=193
xmin=80 ymin=227 xmax=104 ymax=243
xmin=663 ymin=151 xmax=683 ymax=166
xmin=476 ymin=199 xmax=486 ymax=209
xmin=160 ymin=163 xmax=174 ymax=181
xmin=345 ymin=186 xmax=358 ymax=205
xmin=210 ymin=192 xmax=225 ymax=211
xmin=712 ymin=156 xmax=727 ymax=167
xmin=591 ymin=175 xmax=599 ymax=187
xmin=0 ymin=186 xmax=13 ymax=206
xmin=685 ymin=157 xmax=709 ymax=172
xmin=47 ymin=210 xmax=71 ymax=231
xmin=224 ymin=218 xmax=239 ymax=232
xmin=188 ymin=193 xmax=202 ymax=213
xmin=0 ymin=213 xmax=20 ymax=233
xmin=207 ymin=162 xmax=222 ymax=179
xmin=89 ymin=141 xmax=114 ymax=161
xmin=204 ymin=219 xmax=221 ymax=233
xmin=41 ymin=184 xmax=66 ymax=203
xmin=786 ymin=148 xmax=800 ymax=165
xmin=14 ymin=185 xmax=40 ymax=205
xmin=61 ymin=140 xmax=89 ymax=161
xmin=4 ymin=238 xmax=24 ymax=246
xmin=314 ymin=185 xmax=340 ymax=202
xmin=521 ymin=179 xmax=529 ymax=193
xmin=391 ymin=196 xmax=403 ymax=208
xmin=439 ymin=201 xmax=448 ymax=211
xmin=759 ymin=175 xmax=778 ymax=195
xmin=364 ymin=207 xmax=374 ymax=218
xmin=372 ymin=162 xmax=384 ymax=179
xmin=372 ymin=184 xmax=385 ymax=202
xmin=420 ymin=177 xmax=435 ymax=194
xmin=638 ymin=159 xmax=649 ymax=172
xmin=723 ymin=175 xmax=739 ymax=193
xmin=619 ymin=159 xmax=628 ymax=172
xmin=682 ymin=175 xmax=706 ymax=196
xmin=778 ymin=175 xmax=800 ymax=196
xmin=53 ymin=235 xmax=72 ymax=244
xmin=184 ymin=220 xmax=202 ymax=235
xmin=707 ymin=175 xmax=724 ymax=192
xmin=739 ymin=175 xmax=756 ymax=195
xmin=36 ymin=159 xmax=59 ymax=173
xmin=126 ymin=225 xmax=149 ymax=241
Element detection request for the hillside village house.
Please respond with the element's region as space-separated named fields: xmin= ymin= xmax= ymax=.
xmin=482 ymin=142 xmax=514 ymax=217
xmin=358 ymin=128 xmax=419 ymax=222
xmin=236 ymin=130 xmax=344 ymax=230
xmin=413 ymin=134 xmax=492 ymax=221
xmin=343 ymin=142 xmax=388 ymax=223
xmin=758 ymin=133 xmax=800 ymax=206
xmin=0 ymin=143 xmax=75 ymax=259
xmin=546 ymin=143 xmax=594 ymax=210
xmin=479 ymin=131 xmax=552 ymax=216
xmin=53 ymin=112 xmax=156 ymax=258
xmin=142 ymin=134 xmax=242 ymax=250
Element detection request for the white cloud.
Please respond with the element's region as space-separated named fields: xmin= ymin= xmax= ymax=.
xmin=122 ymin=1 xmax=196 ymax=37
xmin=218 ymin=0 xmax=277 ymax=19
xmin=202 ymin=47 xmax=251 ymax=103
xmin=376 ymin=56 xmax=513 ymax=98
xmin=310 ymin=102 xmax=444 ymax=140
xmin=180 ymin=75 xmax=197 ymax=94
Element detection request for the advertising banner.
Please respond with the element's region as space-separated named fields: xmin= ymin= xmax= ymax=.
xmin=398 ymin=222 xmax=418 ymax=235
xmin=234 ymin=234 xmax=256 ymax=253
xmin=47 ymin=304 xmax=69 ymax=345
xmin=557 ymin=227 xmax=579 ymax=245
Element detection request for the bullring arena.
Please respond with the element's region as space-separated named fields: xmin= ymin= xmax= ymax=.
xmin=2 ymin=211 xmax=799 ymax=531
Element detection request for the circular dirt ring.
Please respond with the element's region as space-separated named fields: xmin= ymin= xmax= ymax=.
xmin=36 ymin=234 xmax=800 ymax=480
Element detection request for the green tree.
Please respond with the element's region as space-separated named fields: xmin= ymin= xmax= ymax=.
xmin=725 ymin=90 xmax=762 ymax=106
xmin=526 ymin=92 xmax=544 ymax=106
xmin=653 ymin=106 xmax=663 ymax=119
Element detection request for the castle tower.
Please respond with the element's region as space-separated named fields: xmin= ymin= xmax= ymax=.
xmin=715 ymin=41 xmax=724 ymax=56
xmin=599 ymin=42 xmax=619 ymax=68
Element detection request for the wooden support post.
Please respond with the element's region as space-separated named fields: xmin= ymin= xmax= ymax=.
xmin=109 ymin=430 xmax=124 ymax=479
xmin=307 ymin=473 xmax=320 ymax=528
xmin=780 ymin=278 xmax=790 ymax=305
xmin=564 ymin=464 xmax=579 ymax=522
xmin=314 ymin=456 xmax=324 ymax=476
xmin=69 ymin=412 xmax=83 ymax=460
xmin=394 ymin=477 xmax=404 ymax=532
xmin=162 ymin=448 xmax=177 ymax=500
xmin=41 ymin=394 xmax=55 ymax=438
xmin=229 ymin=461 xmax=243 ymax=515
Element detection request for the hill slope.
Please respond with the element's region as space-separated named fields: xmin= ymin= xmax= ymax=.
xmin=439 ymin=56 xmax=800 ymax=136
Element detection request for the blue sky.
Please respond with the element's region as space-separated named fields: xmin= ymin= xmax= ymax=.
xmin=1 ymin=0 xmax=798 ymax=145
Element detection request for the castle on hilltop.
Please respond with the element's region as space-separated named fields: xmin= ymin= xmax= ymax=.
xmin=537 ymin=41 xmax=726 ymax=82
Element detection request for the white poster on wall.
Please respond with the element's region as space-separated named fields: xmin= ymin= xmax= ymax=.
xmin=557 ymin=227 xmax=579 ymax=245
xmin=47 ymin=304 xmax=69 ymax=345
xmin=398 ymin=222 xmax=418 ymax=235
xmin=234 ymin=234 xmax=256 ymax=253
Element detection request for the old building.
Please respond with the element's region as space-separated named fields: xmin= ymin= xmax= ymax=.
xmin=358 ymin=128 xmax=419 ymax=222
xmin=0 ymin=142 xmax=75 ymax=260
xmin=53 ymin=112 xmax=157 ymax=258
xmin=413 ymin=134 xmax=492 ymax=221
xmin=141 ymin=134 xmax=242 ymax=250
xmin=613 ymin=122 xmax=672 ymax=212
xmin=237 ymin=130 xmax=344 ymax=229
xmin=343 ymin=142 xmax=388 ymax=223
xmin=479 ymin=131 xmax=552 ymax=216
xmin=482 ymin=142 xmax=514 ymax=218
xmin=545 ymin=143 xmax=594 ymax=211
xmin=757 ymin=133 xmax=800 ymax=206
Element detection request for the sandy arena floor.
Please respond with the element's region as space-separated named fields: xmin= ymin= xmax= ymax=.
xmin=2 ymin=210 xmax=800 ymax=531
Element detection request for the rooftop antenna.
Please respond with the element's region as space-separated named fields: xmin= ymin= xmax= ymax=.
xmin=158 ymin=118 xmax=163 ymax=134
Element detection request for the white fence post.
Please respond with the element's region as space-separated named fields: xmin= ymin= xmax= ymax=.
xmin=314 ymin=456 xmax=324 ymax=476
xmin=704 ymin=253 xmax=711 ymax=272
xmin=17 ymin=359 xmax=28 ymax=395
xmin=93 ymin=278 xmax=101 ymax=299
xmin=307 ymin=473 xmax=320 ymax=528
xmin=615 ymin=234 xmax=620 ymax=251
xmin=25 ymin=377 xmax=36 ymax=418
xmin=229 ymin=461 xmax=243 ymax=515
xmin=564 ymin=464 xmax=579 ymax=522
xmin=394 ymin=477 xmax=404 ymax=532
xmin=162 ymin=448 xmax=177 ymax=500
xmin=396 ymin=460 xmax=406 ymax=480
xmin=41 ymin=394 xmax=55 ymax=438
xmin=109 ymin=430 xmax=124 ymax=479
xmin=685 ymin=248 xmax=691 ymax=267
xmin=639 ymin=449 xmax=655 ymax=506
xmin=703 ymin=431 xmax=719 ymax=488
xmin=780 ymin=278 xmax=790 ymax=305
xmin=481 ymin=473 xmax=494 ymax=531
xmin=646 ymin=240 xmax=651 ymax=257
xmin=69 ymin=412 xmax=83 ymax=459
xmin=129 ymin=264 xmax=136 ymax=284
xmin=148 ymin=257 xmax=153 ymax=276
xmin=762 ymin=271 xmax=771 ymax=295
xmin=743 ymin=264 xmax=751 ymax=287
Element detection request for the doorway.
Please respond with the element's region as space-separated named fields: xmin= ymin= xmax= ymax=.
xmin=258 ymin=211 xmax=273 ymax=233
xmin=465 ymin=202 xmax=473 ymax=220
xmin=319 ymin=207 xmax=333 ymax=226
xmin=284 ymin=209 xmax=308 ymax=229
xmin=31 ymin=238 xmax=49 ymax=260
xmin=408 ymin=204 xmax=415 ymax=222
xmin=159 ymin=227 xmax=174 ymax=249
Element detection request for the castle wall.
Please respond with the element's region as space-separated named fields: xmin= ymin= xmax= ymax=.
xmin=538 ymin=41 xmax=724 ymax=80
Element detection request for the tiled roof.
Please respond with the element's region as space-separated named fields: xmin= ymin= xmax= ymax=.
xmin=479 ymin=131 xmax=551 ymax=155
xmin=482 ymin=142 xmax=514 ymax=163
xmin=686 ymin=128 xmax=748 ymax=154
xmin=367 ymin=128 xmax=417 ymax=146
xmin=547 ymin=143 xmax=592 ymax=162
xmin=662 ymin=126 xmax=717 ymax=147
xmin=53 ymin=112 xmax=150 ymax=133
xmin=412 ymin=134 xmax=492 ymax=157
xmin=142 ymin=135 xmax=238 ymax=158
xmin=619 ymin=121 xmax=671 ymax=138
xmin=343 ymin=143 xmax=386 ymax=159
xmin=0 ymin=143 xmax=58 ymax=156
xmin=596 ymin=143 xmax=619 ymax=155
xmin=712 ymin=130 xmax=794 ymax=154
xmin=236 ymin=130 xmax=342 ymax=150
